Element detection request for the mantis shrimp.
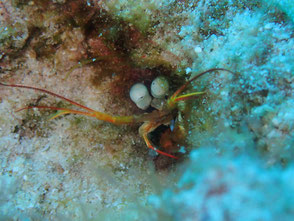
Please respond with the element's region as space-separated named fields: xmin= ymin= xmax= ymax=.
xmin=0 ymin=68 xmax=233 ymax=159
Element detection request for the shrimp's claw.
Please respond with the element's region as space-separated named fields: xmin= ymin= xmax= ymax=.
xmin=139 ymin=122 xmax=179 ymax=159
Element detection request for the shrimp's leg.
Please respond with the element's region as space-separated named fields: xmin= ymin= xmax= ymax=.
xmin=139 ymin=122 xmax=179 ymax=159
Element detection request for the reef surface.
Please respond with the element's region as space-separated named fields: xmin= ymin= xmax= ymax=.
xmin=0 ymin=0 xmax=294 ymax=220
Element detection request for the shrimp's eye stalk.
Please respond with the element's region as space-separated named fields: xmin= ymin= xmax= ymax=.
xmin=151 ymin=76 xmax=169 ymax=99
xmin=129 ymin=83 xmax=152 ymax=110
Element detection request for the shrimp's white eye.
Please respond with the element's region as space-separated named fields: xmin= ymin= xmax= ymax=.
xmin=130 ymin=83 xmax=151 ymax=110
xmin=151 ymin=76 xmax=169 ymax=99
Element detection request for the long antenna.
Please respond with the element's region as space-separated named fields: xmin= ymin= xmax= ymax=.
xmin=171 ymin=68 xmax=235 ymax=99
xmin=0 ymin=82 xmax=95 ymax=113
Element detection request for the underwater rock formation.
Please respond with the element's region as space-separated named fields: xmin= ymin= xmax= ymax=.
xmin=0 ymin=0 xmax=293 ymax=220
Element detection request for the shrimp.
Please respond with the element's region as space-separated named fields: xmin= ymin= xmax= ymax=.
xmin=0 ymin=68 xmax=234 ymax=159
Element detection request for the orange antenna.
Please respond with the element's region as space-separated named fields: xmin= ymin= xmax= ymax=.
xmin=171 ymin=68 xmax=234 ymax=100
xmin=0 ymin=82 xmax=95 ymax=113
